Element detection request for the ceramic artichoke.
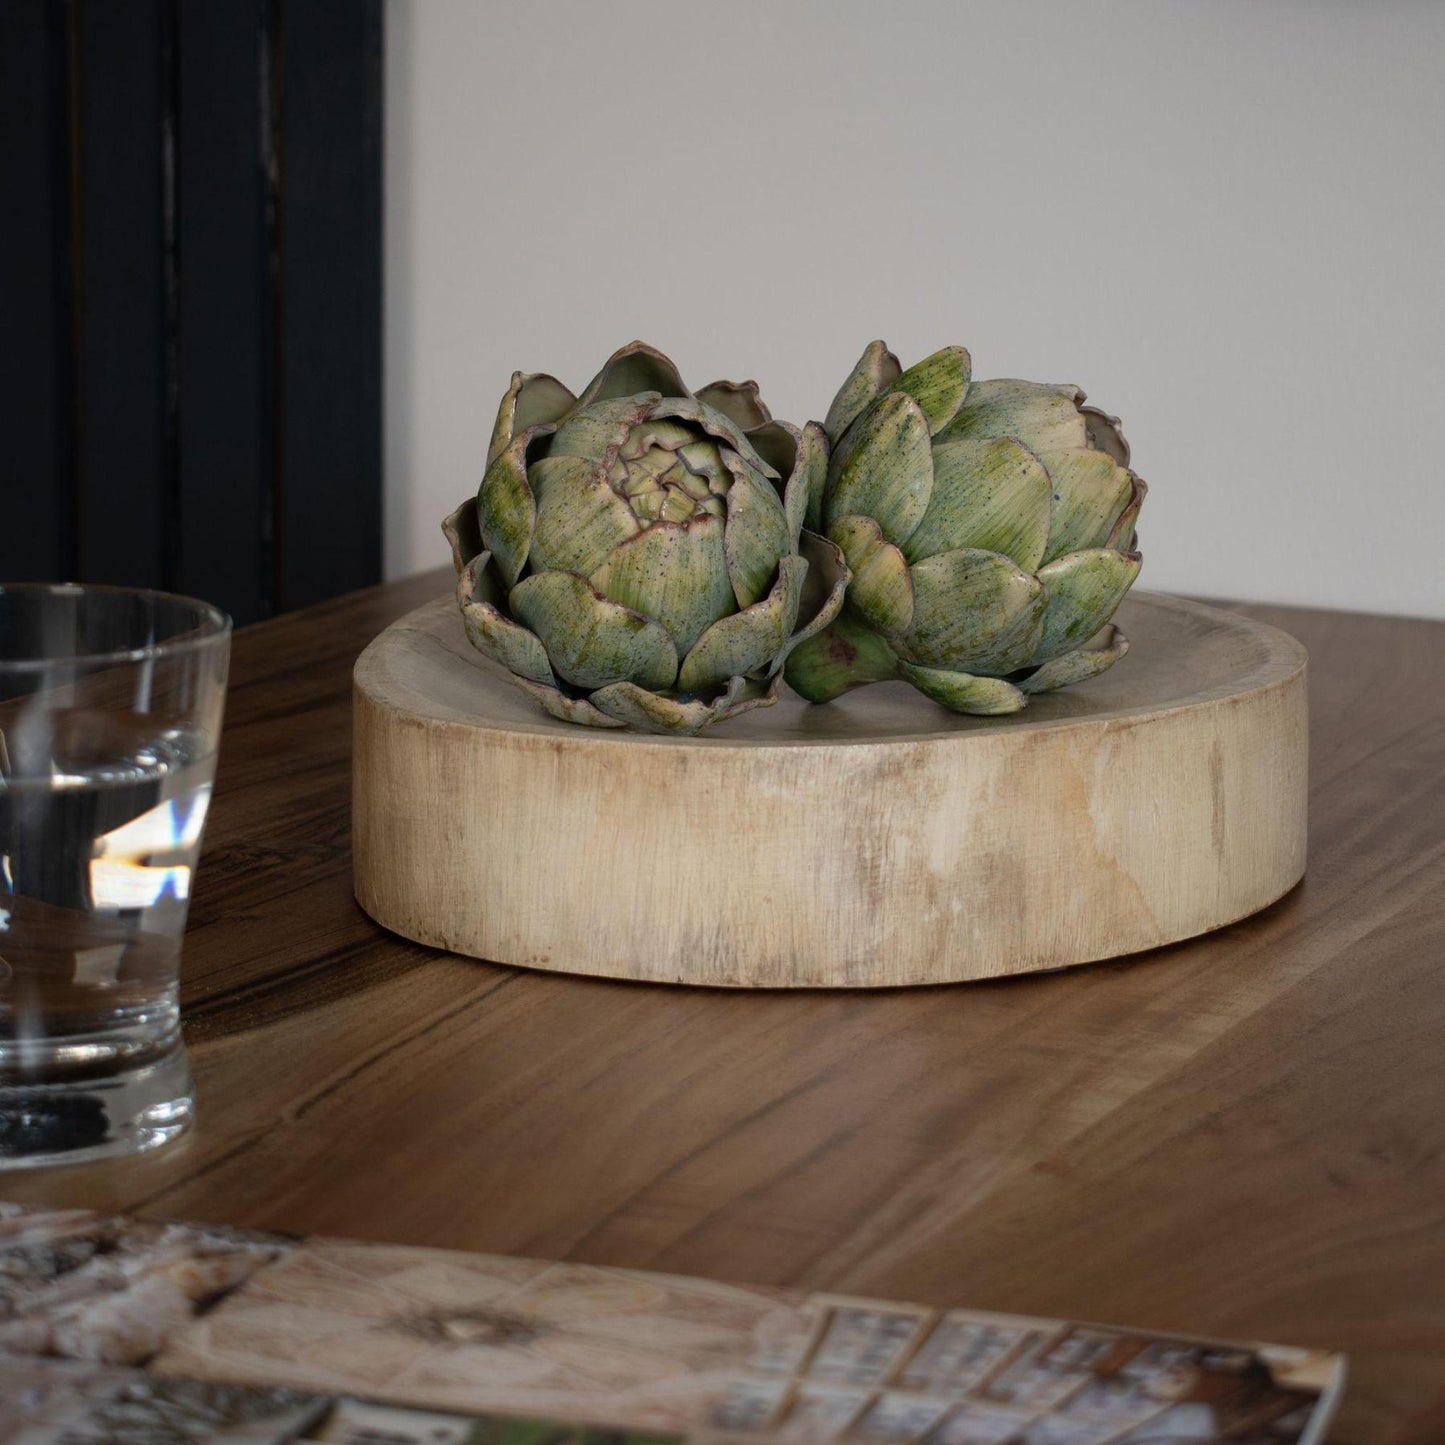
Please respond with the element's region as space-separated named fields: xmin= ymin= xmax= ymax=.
xmin=785 ymin=341 xmax=1146 ymax=716
xmin=443 ymin=341 xmax=849 ymax=734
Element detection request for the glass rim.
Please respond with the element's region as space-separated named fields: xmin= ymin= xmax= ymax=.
xmin=0 ymin=581 xmax=232 ymax=672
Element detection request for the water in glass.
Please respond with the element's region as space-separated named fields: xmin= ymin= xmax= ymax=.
xmin=0 ymin=585 xmax=229 ymax=1166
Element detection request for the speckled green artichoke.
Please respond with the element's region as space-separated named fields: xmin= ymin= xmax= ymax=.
xmin=443 ymin=341 xmax=849 ymax=734
xmin=785 ymin=341 xmax=1146 ymax=716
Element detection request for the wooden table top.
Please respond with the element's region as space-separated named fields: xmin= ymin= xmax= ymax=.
xmin=7 ymin=571 xmax=1443 ymax=1444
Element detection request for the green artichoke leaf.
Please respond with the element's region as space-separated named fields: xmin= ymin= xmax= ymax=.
xmin=709 ymin=673 xmax=783 ymax=726
xmin=509 ymin=570 xmax=679 ymax=692
xmin=478 ymin=425 xmax=549 ymax=589
xmin=487 ymin=370 xmax=577 ymax=467
xmin=572 ymin=340 xmax=691 ymax=410
xmin=741 ymin=417 xmax=796 ymax=480
xmin=529 ymin=454 xmax=641 ymax=577
xmin=896 ymin=661 xmax=1028 ymax=716
xmin=905 ymin=437 xmax=1052 ymax=572
xmin=509 ymin=675 xmax=626 ymax=729
xmin=1036 ymin=449 xmax=1137 ymax=565
xmin=745 ymin=418 xmax=813 ymax=544
xmin=824 ymin=340 xmax=902 ymax=447
xmin=825 ymin=391 xmax=934 ymax=547
xmin=590 ymin=674 xmax=779 ymax=735
xmin=457 ymin=553 xmax=555 ymax=687
xmin=548 ymin=395 xmax=659 ymax=466
xmin=938 ymin=379 xmax=1089 ymax=453
xmin=881 ymin=345 xmax=971 ymax=436
xmin=777 ymin=529 xmax=851 ymax=672
xmin=678 ymin=553 xmax=806 ymax=693
xmin=899 ymin=547 xmax=1046 ymax=674
xmin=695 ymin=379 xmax=772 ymax=432
xmin=723 ymin=463 xmax=793 ymax=609
xmin=1033 ymin=548 xmax=1142 ymax=664
xmin=442 ymin=497 xmax=484 ymax=574
xmin=796 ymin=420 xmax=829 ymax=537
xmin=1107 ymin=475 xmax=1147 ymax=552
xmin=662 ymin=395 xmax=779 ymax=480
xmin=458 ymin=546 xmax=504 ymax=607
xmin=1082 ymin=405 xmax=1131 ymax=466
xmin=783 ymin=611 xmax=898 ymax=703
xmin=589 ymin=513 xmax=735 ymax=658
xmin=1019 ymin=623 xmax=1129 ymax=694
xmin=828 ymin=514 xmax=914 ymax=636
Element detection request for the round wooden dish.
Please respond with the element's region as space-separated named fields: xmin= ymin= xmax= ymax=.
xmin=353 ymin=592 xmax=1307 ymax=988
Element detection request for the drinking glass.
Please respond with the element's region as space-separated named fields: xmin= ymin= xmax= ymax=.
xmin=0 ymin=584 xmax=230 ymax=1167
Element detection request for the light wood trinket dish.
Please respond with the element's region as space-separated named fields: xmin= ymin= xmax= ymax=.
xmin=353 ymin=590 xmax=1307 ymax=988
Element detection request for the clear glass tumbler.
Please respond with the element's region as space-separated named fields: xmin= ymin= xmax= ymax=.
xmin=0 ymin=584 xmax=230 ymax=1167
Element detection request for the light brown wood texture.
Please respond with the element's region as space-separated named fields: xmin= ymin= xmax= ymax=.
xmin=5 ymin=570 xmax=1443 ymax=1445
xmin=354 ymin=592 xmax=1308 ymax=987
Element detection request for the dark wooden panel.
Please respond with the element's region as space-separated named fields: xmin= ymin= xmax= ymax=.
xmin=0 ymin=0 xmax=77 ymax=583
xmin=175 ymin=0 xmax=272 ymax=624
xmin=277 ymin=0 xmax=383 ymax=609
xmin=76 ymin=0 xmax=168 ymax=589
xmin=2 ymin=0 xmax=382 ymax=614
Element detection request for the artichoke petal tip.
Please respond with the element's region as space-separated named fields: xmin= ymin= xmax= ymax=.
xmin=897 ymin=661 xmax=1028 ymax=716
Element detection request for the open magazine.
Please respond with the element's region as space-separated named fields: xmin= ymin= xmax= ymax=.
xmin=0 ymin=1203 xmax=1343 ymax=1443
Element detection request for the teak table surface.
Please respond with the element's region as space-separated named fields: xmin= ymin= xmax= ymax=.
xmin=8 ymin=571 xmax=1443 ymax=1445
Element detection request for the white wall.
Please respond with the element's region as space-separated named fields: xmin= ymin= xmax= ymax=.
xmin=385 ymin=0 xmax=1445 ymax=619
